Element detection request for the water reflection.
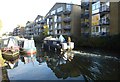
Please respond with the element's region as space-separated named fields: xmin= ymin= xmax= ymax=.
xmin=7 ymin=48 xmax=120 ymax=80
xmin=20 ymin=54 xmax=36 ymax=64
xmin=36 ymin=50 xmax=119 ymax=80
xmin=5 ymin=59 xmax=19 ymax=69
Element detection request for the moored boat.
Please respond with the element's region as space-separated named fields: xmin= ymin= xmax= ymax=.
xmin=42 ymin=35 xmax=74 ymax=52
xmin=0 ymin=36 xmax=20 ymax=61
xmin=19 ymin=38 xmax=37 ymax=56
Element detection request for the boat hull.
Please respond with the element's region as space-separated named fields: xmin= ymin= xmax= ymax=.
xmin=20 ymin=48 xmax=37 ymax=56
xmin=2 ymin=51 xmax=19 ymax=61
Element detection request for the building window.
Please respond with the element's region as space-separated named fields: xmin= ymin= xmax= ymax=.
xmin=66 ymin=4 xmax=71 ymax=11
xmin=92 ymin=1 xmax=100 ymax=11
xmin=57 ymin=7 xmax=63 ymax=13
xmin=55 ymin=30 xmax=57 ymax=34
xmin=51 ymin=10 xmax=56 ymax=15
xmin=47 ymin=19 xmax=49 ymax=25
xmin=54 ymin=15 xmax=57 ymax=22
xmin=55 ymin=23 xmax=57 ymax=29
xmin=92 ymin=14 xmax=100 ymax=26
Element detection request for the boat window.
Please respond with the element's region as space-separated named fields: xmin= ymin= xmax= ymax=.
xmin=8 ymin=38 xmax=18 ymax=47
xmin=3 ymin=39 xmax=8 ymax=47
xmin=23 ymin=40 xmax=35 ymax=49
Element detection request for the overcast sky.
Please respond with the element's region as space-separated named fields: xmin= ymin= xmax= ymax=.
xmin=0 ymin=0 xmax=80 ymax=33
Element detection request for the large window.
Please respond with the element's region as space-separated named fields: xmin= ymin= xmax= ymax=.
xmin=66 ymin=4 xmax=71 ymax=11
xmin=57 ymin=7 xmax=63 ymax=13
xmin=54 ymin=15 xmax=57 ymax=22
xmin=55 ymin=23 xmax=57 ymax=29
xmin=51 ymin=10 xmax=56 ymax=15
xmin=92 ymin=1 xmax=100 ymax=11
xmin=92 ymin=14 xmax=100 ymax=26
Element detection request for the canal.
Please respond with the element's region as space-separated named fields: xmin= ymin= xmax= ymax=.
xmin=5 ymin=45 xmax=120 ymax=81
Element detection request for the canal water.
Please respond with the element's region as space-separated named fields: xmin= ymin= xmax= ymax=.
xmin=6 ymin=45 xmax=120 ymax=81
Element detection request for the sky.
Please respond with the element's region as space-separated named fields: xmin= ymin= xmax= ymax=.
xmin=0 ymin=0 xmax=80 ymax=34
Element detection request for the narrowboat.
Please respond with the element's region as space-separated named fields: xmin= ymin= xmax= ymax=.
xmin=0 ymin=36 xmax=20 ymax=61
xmin=42 ymin=35 xmax=74 ymax=52
xmin=19 ymin=39 xmax=37 ymax=56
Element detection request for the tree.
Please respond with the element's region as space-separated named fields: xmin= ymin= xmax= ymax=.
xmin=0 ymin=19 xmax=3 ymax=36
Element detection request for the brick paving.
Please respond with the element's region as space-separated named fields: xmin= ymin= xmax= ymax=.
xmin=0 ymin=50 xmax=2 ymax=81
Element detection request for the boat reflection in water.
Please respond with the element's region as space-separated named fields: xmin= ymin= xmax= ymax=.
xmin=7 ymin=47 xmax=119 ymax=80
xmin=5 ymin=58 xmax=19 ymax=69
xmin=36 ymin=50 xmax=119 ymax=80
xmin=20 ymin=54 xmax=36 ymax=64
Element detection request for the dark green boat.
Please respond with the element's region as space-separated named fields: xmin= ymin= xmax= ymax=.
xmin=0 ymin=36 xmax=20 ymax=61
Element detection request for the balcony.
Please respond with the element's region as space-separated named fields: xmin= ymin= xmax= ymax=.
xmin=63 ymin=10 xmax=71 ymax=15
xmin=37 ymin=21 xmax=41 ymax=24
xmin=63 ymin=25 xmax=71 ymax=30
xmin=49 ymin=21 xmax=53 ymax=25
xmin=57 ymin=26 xmax=62 ymax=30
xmin=40 ymin=20 xmax=45 ymax=24
xmin=81 ymin=22 xmax=90 ymax=27
xmin=99 ymin=19 xmax=110 ymax=25
xmin=63 ymin=32 xmax=71 ymax=36
xmin=81 ymin=13 xmax=89 ymax=18
xmin=48 ymin=15 xmax=53 ymax=19
xmin=56 ymin=12 xmax=62 ymax=16
xmin=84 ymin=13 xmax=89 ymax=18
xmin=56 ymin=19 xmax=62 ymax=23
xmin=49 ymin=27 xmax=53 ymax=31
xmin=63 ymin=17 xmax=71 ymax=23
xmin=81 ymin=2 xmax=89 ymax=10
xmin=100 ymin=5 xmax=110 ymax=15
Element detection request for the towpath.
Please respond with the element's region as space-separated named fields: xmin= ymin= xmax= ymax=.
xmin=0 ymin=50 xmax=2 ymax=81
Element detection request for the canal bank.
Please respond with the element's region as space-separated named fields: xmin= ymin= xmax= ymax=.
xmin=0 ymin=50 xmax=3 ymax=81
xmin=71 ymin=34 xmax=120 ymax=56
xmin=0 ymin=50 xmax=9 ymax=81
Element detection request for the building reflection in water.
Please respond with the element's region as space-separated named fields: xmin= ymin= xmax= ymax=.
xmin=36 ymin=50 xmax=119 ymax=80
xmin=9 ymin=47 xmax=119 ymax=80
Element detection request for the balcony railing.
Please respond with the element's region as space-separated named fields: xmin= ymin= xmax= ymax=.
xmin=63 ymin=10 xmax=71 ymax=15
xmin=56 ymin=12 xmax=62 ymax=16
xmin=49 ymin=28 xmax=53 ymax=31
xmin=62 ymin=32 xmax=71 ymax=36
xmin=81 ymin=2 xmax=89 ymax=10
xmin=40 ymin=20 xmax=45 ymax=24
xmin=63 ymin=25 xmax=71 ymax=30
xmin=48 ymin=15 xmax=53 ymax=19
xmin=99 ymin=19 xmax=110 ymax=25
xmin=81 ymin=13 xmax=89 ymax=18
xmin=49 ymin=21 xmax=53 ymax=25
xmin=56 ymin=19 xmax=62 ymax=23
xmin=81 ymin=22 xmax=90 ymax=27
xmin=63 ymin=17 xmax=71 ymax=23
xmin=57 ymin=26 xmax=62 ymax=30
xmin=100 ymin=5 xmax=110 ymax=13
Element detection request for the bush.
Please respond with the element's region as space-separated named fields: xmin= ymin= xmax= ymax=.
xmin=73 ymin=34 xmax=120 ymax=50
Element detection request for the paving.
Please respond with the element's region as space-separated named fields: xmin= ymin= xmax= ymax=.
xmin=0 ymin=50 xmax=2 ymax=81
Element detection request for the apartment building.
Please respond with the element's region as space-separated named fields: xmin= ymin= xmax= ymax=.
xmin=45 ymin=3 xmax=81 ymax=39
xmin=81 ymin=0 xmax=92 ymax=36
xmin=81 ymin=0 xmax=120 ymax=36
xmin=19 ymin=26 xmax=25 ymax=37
xmin=13 ymin=26 xmax=20 ymax=36
xmin=33 ymin=15 xmax=45 ymax=36
xmin=25 ymin=21 xmax=34 ymax=38
xmin=13 ymin=25 xmax=25 ymax=37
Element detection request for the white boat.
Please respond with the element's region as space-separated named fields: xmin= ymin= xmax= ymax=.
xmin=43 ymin=35 xmax=74 ymax=52
xmin=20 ymin=39 xmax=37 ymax=56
